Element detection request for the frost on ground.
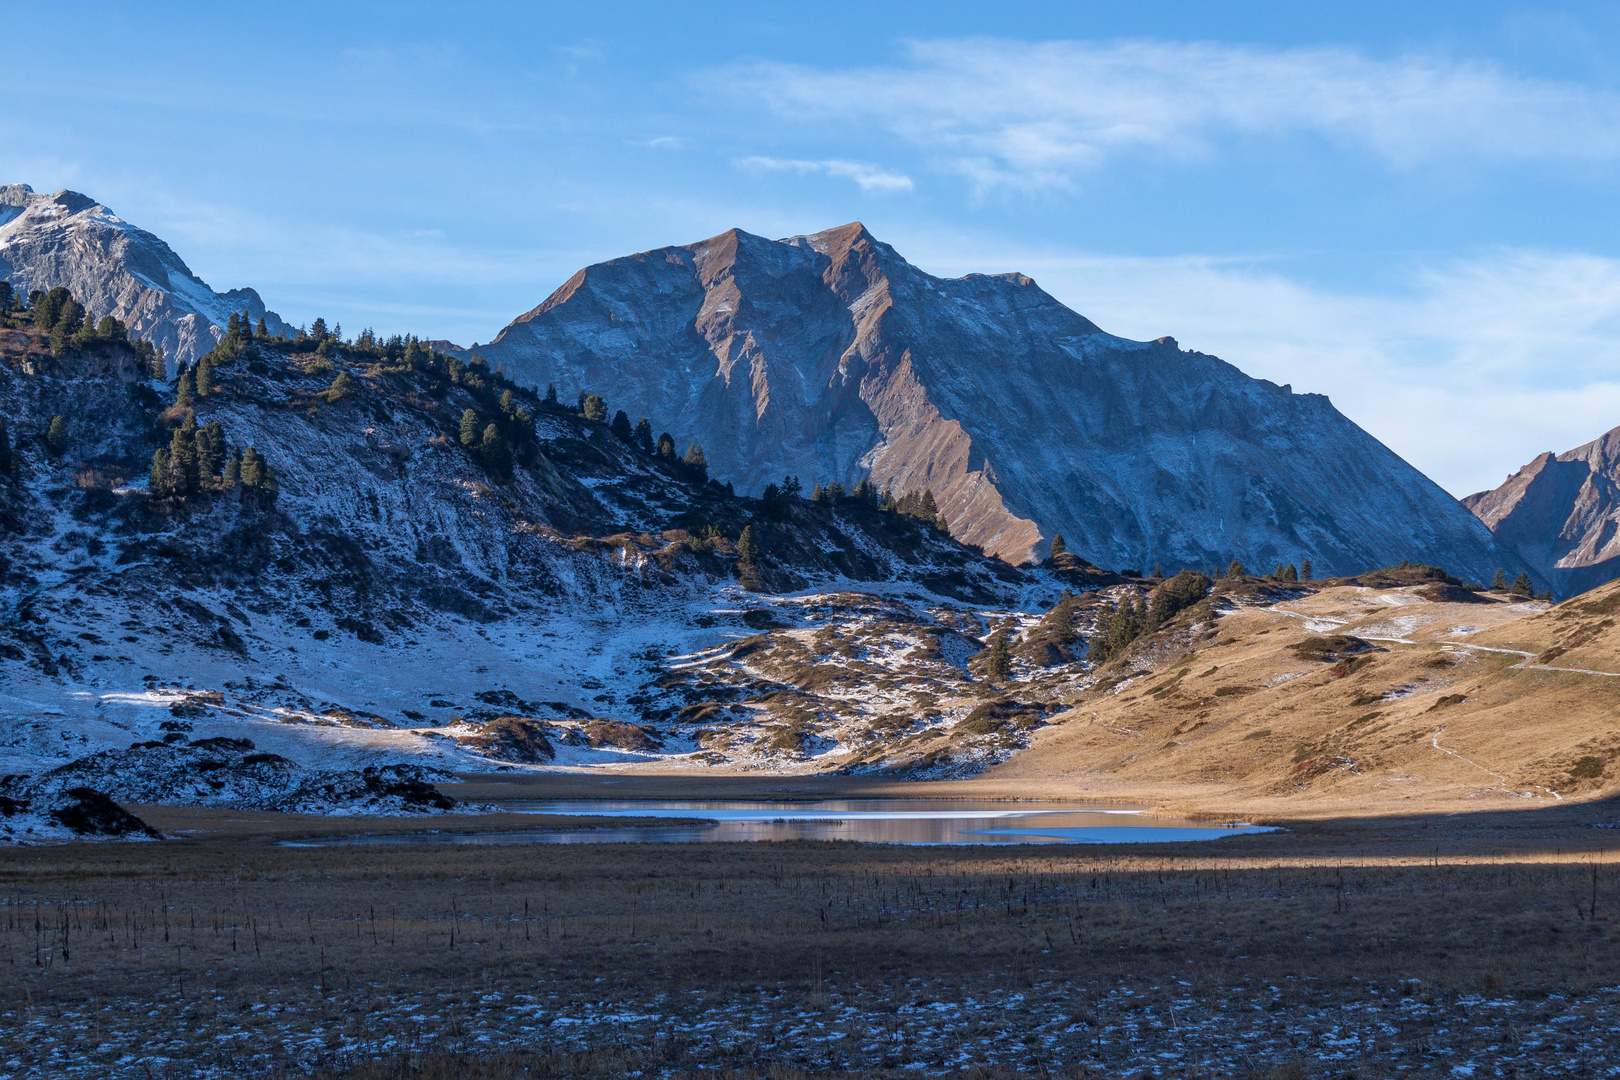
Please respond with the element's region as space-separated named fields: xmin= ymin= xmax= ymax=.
xmin=0 ymin=329 xmax=1131 ymax=825
xmin=10 ymin=978 xmax=1619 ymax=1079
xmin=4 ymin=840 xmax=1619 ymax=1079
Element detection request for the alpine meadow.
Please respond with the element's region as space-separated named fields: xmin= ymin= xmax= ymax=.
xmin=7 ymin=5 xmax=1620 ymax=1079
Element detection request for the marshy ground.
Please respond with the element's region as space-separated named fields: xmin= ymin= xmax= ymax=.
xmin=6 ymin=790 xmax=1620 ymax=1079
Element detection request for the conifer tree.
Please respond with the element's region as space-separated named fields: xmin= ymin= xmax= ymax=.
xmin=656 ymin=432 xmax=675 ymax=459
xmin=255 ymin=316 xmax=268 ymax=340
xmin=176 ymin=370 xmax=196 ymax=407
xmin=151 ymin=345 xmax=167 ymax=381
xmin=683 ymin=443 xmax=708 ymax=483
xmin=327 ymin=370 xmax=357 ymax=400
xmin=200 ymin=421 xmax=226 ymax=479
xmin=1491 ymin=569 xmax=1508 ymax=591
xmin=48 ymin=311 xmax=75 ymax=354
xmin=1511 ymin=571 xmax=1532 ymax=597
xmin=241 ymin=446 xmax=266 ymax=488
xmin=634 ymin=418 xmax=654 ymax=454
xmin=43 ymin=415 xmax=66 ymax=456
xmin=985 ymin=633 xmax=1012 ymax=681
xmin=0 ymin=280 xmax=10 ymax=314
xmin=545 ymin=383 xmax=558 ymax=405
xmin=311 ymin=317 xmax=328 ymax=340
xmin=582 ymin=394 xmax=608 ymax=423
xmin=96 ymin=315 xmax=123 ymax=342
xmin=167 ymin=415 xmax=199 ymax=495
xmin=1049 ymin=532 xmax=1067 ymax=558
xmin=610 ymin=410 xmax=633 ymax=441
xmin=736 ymin=524 xmax=761 ymax=588
xmin=1090 ymin=602 xmax=1114 ymax=656
xmin=459 ymin=409 xmax=480 ymax=447
xmin=35 ymin=287 xmax=72 ymax=334
xmin=223 ymin=450 xmax=241 ymax=488
xmin=499 ymin=390 xmax=515 ymax=416
xmin=149 ymin=448 xmax=169 ymax=498
xmin=1300 ymin=558 xmax=1313 ymax=581
xmin=1282 ymin=562 xmax=1299 ymax=583
xmin=1225 ymin=559 xmax=1246 ymax=579
xmin=481 ymin=424 xmax=511 ymax=475
xmin=196 ymin=355 xmax=215 ymax=396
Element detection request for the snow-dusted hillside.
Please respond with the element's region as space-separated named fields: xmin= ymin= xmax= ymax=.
xmin=464 ymin=222 xmax=1533 ymax=585
xmin=0 ymin=184 xmax=285 ymax=367
xmin=0 ymin=322 xmax=1104 ymax=817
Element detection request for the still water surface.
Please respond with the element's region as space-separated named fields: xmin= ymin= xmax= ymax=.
xmin=286 ymin=799 xmax=1278 ymax=846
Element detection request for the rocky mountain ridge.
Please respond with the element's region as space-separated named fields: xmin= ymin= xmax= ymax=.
xmin=0 ymin=184 xmax=285 ymax=368
xmin=1464 ymin=424 xmax=1620 ymax=597
xmin=460 ymin=222 xmax=1533 ymax=586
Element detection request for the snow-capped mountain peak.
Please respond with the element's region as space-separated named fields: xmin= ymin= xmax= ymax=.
xmin=0 ymin=183 xmax=285 ymax=368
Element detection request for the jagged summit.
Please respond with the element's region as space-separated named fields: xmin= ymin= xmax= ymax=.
xmin=0 ymin=183 xmax=285 ymax=367
xmin=459 ymin=222 xmax=1529 ymax=583
xmin=1465 ymin=424 xmax=1620 ymax=596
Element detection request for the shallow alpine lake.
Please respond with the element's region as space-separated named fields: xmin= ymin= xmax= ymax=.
xmin=284 ymin=799 xmax=1279 ymax=846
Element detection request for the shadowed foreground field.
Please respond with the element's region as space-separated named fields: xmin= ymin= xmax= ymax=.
xmin=5 ymin=808 xmax=1620 ymax=1079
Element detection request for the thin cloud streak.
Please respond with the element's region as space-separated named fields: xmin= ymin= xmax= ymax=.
xmin=736 ymin=38 xmax=1620 ymax=190
xmin=734 ymin=156 xmax=915 ymax=193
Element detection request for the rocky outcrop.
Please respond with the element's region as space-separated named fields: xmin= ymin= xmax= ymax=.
xmin=0 ymin=184 xmax=285 ymax=367
xmin=1465 ymin=426 xmax=1620 ymax=596
xmin=461 ymin=222 xmax=1527 ymax=582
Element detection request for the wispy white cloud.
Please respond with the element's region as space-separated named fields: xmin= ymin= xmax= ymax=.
xmin=898 ymin=233 xmax=1620 ymax=496
xmin=733 ymin=156 xmax=914 ymax=193
xmin=639 ymin=135 xmax=685 ymax=149
xmin=736 ymin=38 xmax=1620 ymax=191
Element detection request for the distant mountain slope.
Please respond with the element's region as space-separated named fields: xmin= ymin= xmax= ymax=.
xmin=463 ymin=222 xmax=1530 ymax=584
xmin=0 ymin=184 xmax=284 ymax=367
xmin=1464 ymin=426 xmax=1620 ymax=597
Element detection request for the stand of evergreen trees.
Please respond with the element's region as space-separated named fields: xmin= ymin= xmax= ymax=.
xmin=148 ymin=413 xmax=276 ymax=500
xmin=800 ymin=479 xmax=949 ymax=532
xmin=1089 ymin=570 xmax=1214 ymax=665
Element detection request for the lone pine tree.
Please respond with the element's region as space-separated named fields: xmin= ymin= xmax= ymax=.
xmin=984 ymin=633 xmax=1012 ymax=680
xmin=195 ymin=355 xmax=216 ymax=396
xmin=43 ymin=415 xmax=67 ymax=456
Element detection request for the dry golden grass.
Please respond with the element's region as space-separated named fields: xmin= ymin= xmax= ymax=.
xmin=980 ymin=580 xmax=1620 ymax=816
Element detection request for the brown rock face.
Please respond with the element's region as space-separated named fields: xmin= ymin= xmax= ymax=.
xmin=1465 ymin=427 xmax=1620 ymax=596
xmin=466 ymin=222 xmax=1523 ymax=582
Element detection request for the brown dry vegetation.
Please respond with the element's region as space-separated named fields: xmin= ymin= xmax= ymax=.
xmin=9 ymin=814 xmax=1620 ymax=1078
xmin=985 ymin=578 xmax=1620 ymax=817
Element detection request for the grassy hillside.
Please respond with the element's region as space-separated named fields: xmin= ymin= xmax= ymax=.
xmin=992 ymin=578 xmax=1620 ymax=815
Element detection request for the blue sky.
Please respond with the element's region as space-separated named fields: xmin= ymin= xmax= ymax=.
xmin=8 ymin=1 xmax=1620 ymax=496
